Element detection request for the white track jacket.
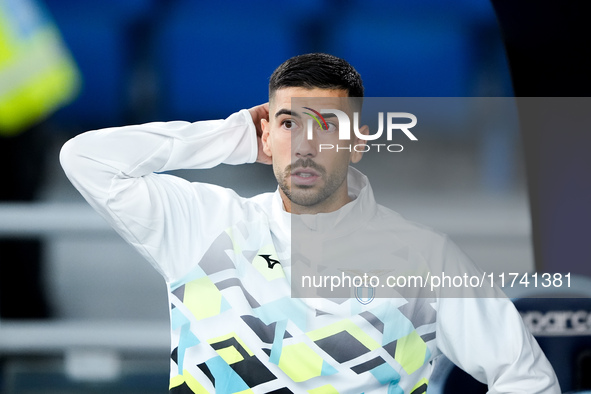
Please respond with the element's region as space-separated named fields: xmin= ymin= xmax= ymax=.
xmin=60 ymin=109 xmax=560 ymax=393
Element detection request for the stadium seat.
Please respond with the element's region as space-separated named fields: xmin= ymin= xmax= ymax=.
xmin=513 ymin=293 xmax=591 ymax=391
xmin=429 ymin=275 xmax=591 ymax=393
xmin=152 ymin=1 xmax=311 ymax=121
xmin=43 ymin=0 xmax=156 ymax=129
xmin=322 ymin=0 xmax=489 ymax=98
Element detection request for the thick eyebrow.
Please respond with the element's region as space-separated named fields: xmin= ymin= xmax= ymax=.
xmin=274 ymin=108 xmax=301 ymax=119
xmin=320 ymin=113 xmax=338 ymax=120
xmin=274 ymin=108 xmax=339 ymax=121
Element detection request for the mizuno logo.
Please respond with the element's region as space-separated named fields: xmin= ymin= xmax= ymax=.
xmin=259 ymin=254 xmax=281 ymax=269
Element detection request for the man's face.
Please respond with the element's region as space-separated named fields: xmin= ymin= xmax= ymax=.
xmin=261 ymin=87 xmax=365 ymax=214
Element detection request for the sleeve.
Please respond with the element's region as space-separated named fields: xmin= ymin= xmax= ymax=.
xmin=59 ymin=109 xmax=258 ymax=281
xmin=434 ymin=239 xmax=561 ymax=393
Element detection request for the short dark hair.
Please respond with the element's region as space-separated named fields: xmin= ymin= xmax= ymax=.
xmin=269 ymin=53 xmax=364 ymax=100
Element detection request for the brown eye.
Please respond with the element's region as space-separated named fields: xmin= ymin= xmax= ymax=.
xmin=324 ymin=122 xmax=337 ymax=133
xmin=281 ymin=119 xmax=297 ymax=131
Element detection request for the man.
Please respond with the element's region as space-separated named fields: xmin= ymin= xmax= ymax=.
xmin=61 ymin=53 xmax=559 ymax=393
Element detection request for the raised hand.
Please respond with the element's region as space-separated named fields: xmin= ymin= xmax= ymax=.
xmin=248 ymin=103 xmax=272 ymax=165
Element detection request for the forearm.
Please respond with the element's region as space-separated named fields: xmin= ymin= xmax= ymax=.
xmin=59 ymin=110 xmax=258 ymax=279
xmin=60 ymin=109 xmax=257 ymax=198
xmin=434 ymin=239 xmax=560 ymax=393
xmin=436 ymin=297 xmax=560 ymax=393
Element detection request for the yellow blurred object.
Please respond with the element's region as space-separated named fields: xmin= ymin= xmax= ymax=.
xmin=0 ymin=0 xmax=80 ymax=136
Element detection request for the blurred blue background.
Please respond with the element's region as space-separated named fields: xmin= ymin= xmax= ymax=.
xmin=44 ymin=0 xmax=512 ymax=128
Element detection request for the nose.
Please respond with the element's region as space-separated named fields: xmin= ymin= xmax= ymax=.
xmin=293 ymin=126 xmax=317 ymax=159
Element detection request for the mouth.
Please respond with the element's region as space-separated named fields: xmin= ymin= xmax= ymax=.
xmin=290 ymin=168 xmax=321 ymax=185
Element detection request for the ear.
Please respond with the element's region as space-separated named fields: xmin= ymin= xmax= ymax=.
xmin=261 ymin=118 xmax=272 ymax=157
xmin=350 ymin=124 xmax=368 ymax=163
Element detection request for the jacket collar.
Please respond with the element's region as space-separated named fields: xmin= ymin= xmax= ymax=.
xmin=273 ymin=166 xmax=378 ymax=236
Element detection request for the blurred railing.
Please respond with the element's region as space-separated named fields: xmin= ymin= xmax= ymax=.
xmin=0 ymin=201 xmax=530 ymax=237
xmin=0 ymin=203 xmax=108 ymax=236
xmin=0 ymin=320 xmax=169 ymax=355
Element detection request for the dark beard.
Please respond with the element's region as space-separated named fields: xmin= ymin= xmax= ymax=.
xmin=276 ymin=159 xmax=347 ymax=207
